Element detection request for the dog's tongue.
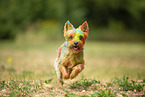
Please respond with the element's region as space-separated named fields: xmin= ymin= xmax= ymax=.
xmin=74 ymin=46 xmax=78 ymax=51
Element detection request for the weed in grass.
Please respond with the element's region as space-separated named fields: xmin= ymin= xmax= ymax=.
xmin=44 ymin=77 xmax=52 ymax=84
xmin=114 ymin=76 xmax=145 ymax=92
xmin=70 ymin=76 xmax=100 ymax=90
xmin=63 ymin=88 xmax=89 ymax=97
xmin=0 ymin=65 xmax=16 ymax=72
xmin=91 ymin=90 xmax=117 ymax=97
xmin=65 ymin=93 xmax=89 ymax=97
xmin=64 ymin=93 xmax=75 ymax=97
xmin=1 ymin=65 xmax=6 ymax=71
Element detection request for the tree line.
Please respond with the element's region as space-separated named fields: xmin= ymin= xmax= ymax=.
xmin=0 ymin=0 xmax=145 ymax=40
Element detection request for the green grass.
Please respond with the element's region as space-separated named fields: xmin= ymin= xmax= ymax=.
xmin=114 ymin=76 xmax=145 ymax=92
xmin=0 ymin=41 xmax=145 ymax=96
xmin=70 ymin=76 xmax=100 ymax=90
xmin=0 ymin=79 xmax=53 ymax=96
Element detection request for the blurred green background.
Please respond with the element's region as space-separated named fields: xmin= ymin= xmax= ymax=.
xmin=0 ymin=0 xmax=145 ymax=42
xmin=0 ymin=0 xmax=145 ymax=84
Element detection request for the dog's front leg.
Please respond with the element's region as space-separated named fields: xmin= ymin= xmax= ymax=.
xmin=70 ymin=64 xmax=84 ymax=79
xmin=58 ymin=65 xmax=69 ymax=88
xmin=60 ymin=65 xmax=69 ymax=79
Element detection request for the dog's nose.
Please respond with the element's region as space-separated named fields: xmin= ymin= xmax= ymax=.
xmin=74 ymin=42 xmax=78 ymax=45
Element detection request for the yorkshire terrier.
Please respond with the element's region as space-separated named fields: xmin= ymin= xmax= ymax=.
xmin=54 ymin=20 xmax=89 ymax=88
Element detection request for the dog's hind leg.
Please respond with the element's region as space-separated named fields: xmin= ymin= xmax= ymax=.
xmin=54 ymin=58 xmax=63 ymax=88
xmin=58 ymin=71 xmax=63 ymax=88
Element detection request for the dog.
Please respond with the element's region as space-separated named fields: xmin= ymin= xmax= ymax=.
xmin=54 ymin=20 xmax=89 ymax=88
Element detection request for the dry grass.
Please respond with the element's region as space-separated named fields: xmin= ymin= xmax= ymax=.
xmin=84 ymin=42 xmax=145 ymax=81
xmin=0 ymin=41 xmax=145 ymax=96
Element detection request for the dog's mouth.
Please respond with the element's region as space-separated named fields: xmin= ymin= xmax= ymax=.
xmin=73 ymin=46 xmax=79 ymax=51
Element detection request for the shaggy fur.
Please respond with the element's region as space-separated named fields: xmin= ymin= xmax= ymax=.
xmin=54 ymin=20 xmax=89 ymax=88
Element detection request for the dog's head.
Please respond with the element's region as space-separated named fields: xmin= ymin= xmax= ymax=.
xmin=64 ymin=20 xmax=89 ymax=54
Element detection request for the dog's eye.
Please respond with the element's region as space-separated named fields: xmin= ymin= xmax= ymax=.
xmin=70 ymin=36 xmax=73 ymax=39
xmin=79 ymin=36 xmax=82 ymax=40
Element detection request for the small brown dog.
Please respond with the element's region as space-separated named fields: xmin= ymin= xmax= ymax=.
xmin=54 ymin=20 xmax=89 ymax=88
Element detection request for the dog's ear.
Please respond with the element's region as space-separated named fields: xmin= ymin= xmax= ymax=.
xmin=64 ymin=20 xmax=74 ymax=36
xmin=79 ymin=21 xmax=89 ymax=38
